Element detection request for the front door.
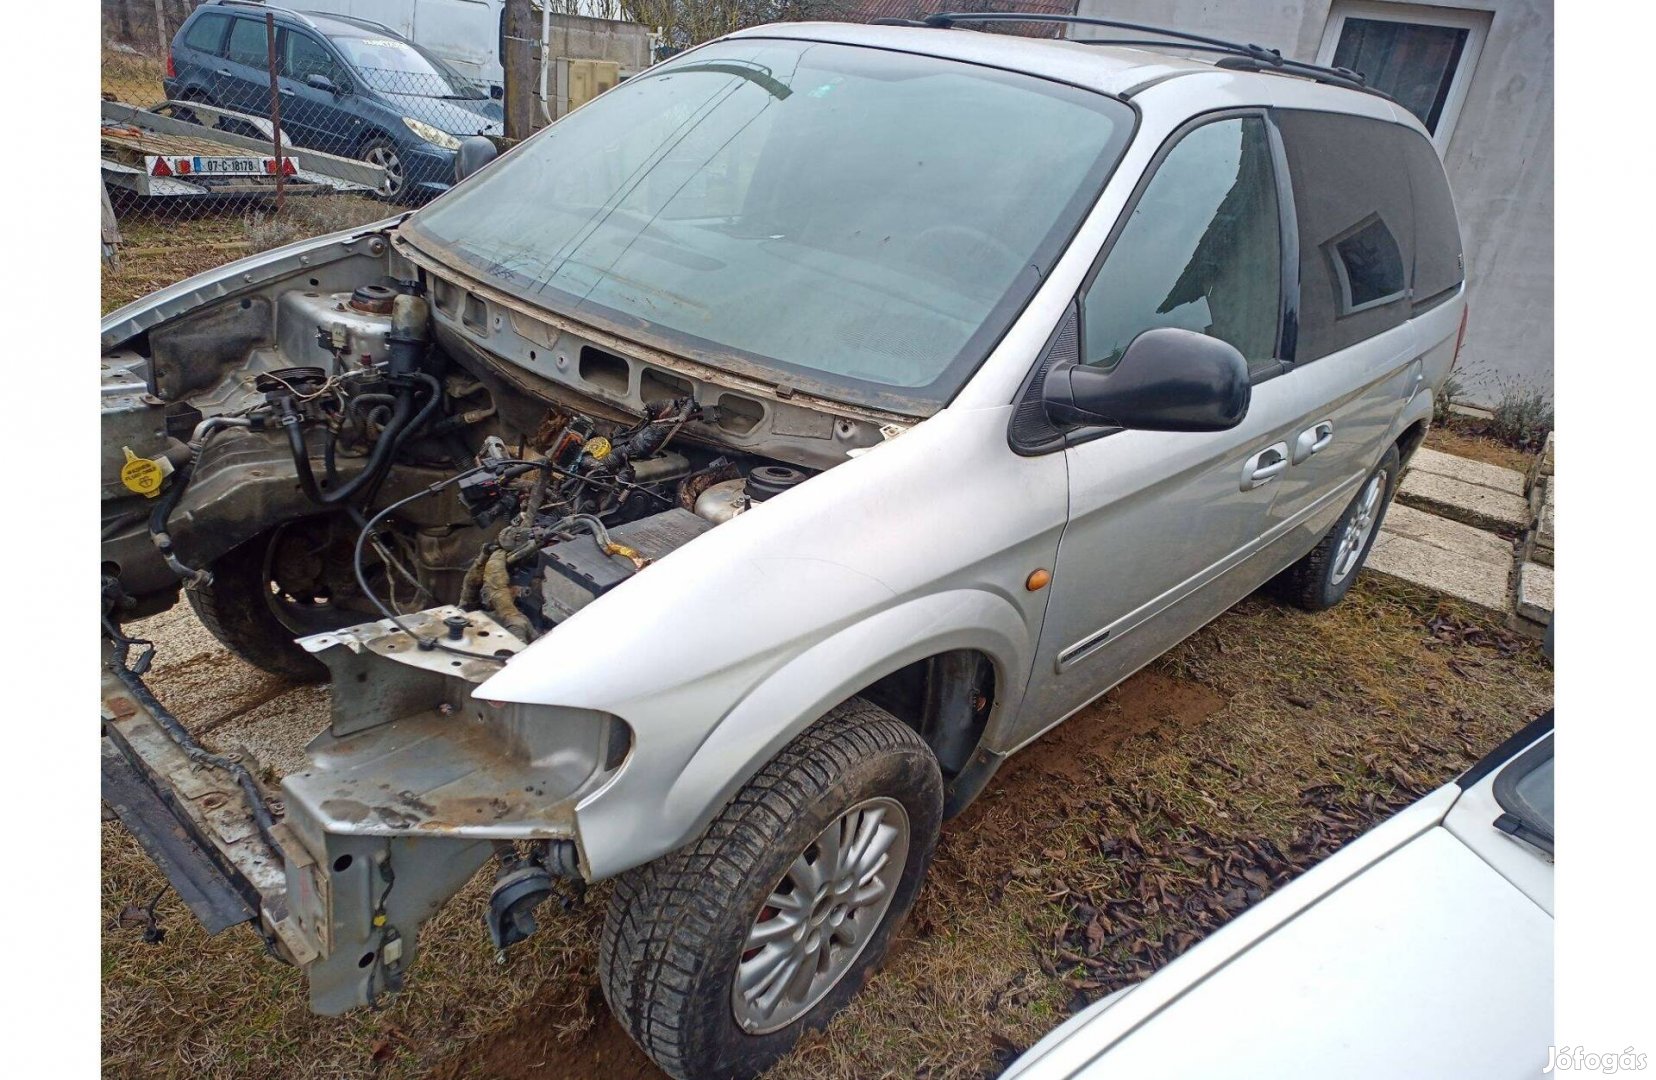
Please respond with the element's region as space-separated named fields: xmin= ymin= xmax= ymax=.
xmin=1019 ymin=113 xmax=1303 ymax=743
xmin=276 ymin=29 xmax=358 ymax=155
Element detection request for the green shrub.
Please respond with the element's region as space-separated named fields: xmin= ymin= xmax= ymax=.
xmin=1488 ymin=380 xmax=1554 ymax=452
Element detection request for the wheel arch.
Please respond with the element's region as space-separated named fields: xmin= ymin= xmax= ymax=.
xmin=573 ymin=587 xmax=1035 ymax=880
xmin=1396 ymin=415 xmax=1430 ymax=466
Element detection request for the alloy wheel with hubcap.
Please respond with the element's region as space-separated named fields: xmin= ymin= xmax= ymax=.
xmin=599 ymin=700 xmax=943 ymax=1080
xmin=733 ymin=796 xmax=910 ymax=1034
xmin=1331 ymin=468 xmax=1387 ymax=585
xmin=363 ymin=141 xmax=406 ymax=199
xmin=1275 ymin=443 xmax=1401 ymax=613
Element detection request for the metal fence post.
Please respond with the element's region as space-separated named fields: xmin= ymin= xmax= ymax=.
xmin=265 ymin=12 xmax=285 ymax=212
xmin=152 ymin=0 xmax=168 ymax=58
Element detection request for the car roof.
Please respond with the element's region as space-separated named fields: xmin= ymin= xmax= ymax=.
xmin=200 ymin=2 xmax=406 ymax=43
xmin=725 ymin=21 xmax=1391 ymax=114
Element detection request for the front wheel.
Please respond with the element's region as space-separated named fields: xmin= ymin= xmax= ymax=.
xmin=360 ymin=137 xmax=407 ymax=201
xmin=600 ymin=699 xmax=943 ymax=1080
xmin=1275 ymin=444 xmax=1401 ymax=612
xmin=186 ymin=516 xmax=401 ymax=682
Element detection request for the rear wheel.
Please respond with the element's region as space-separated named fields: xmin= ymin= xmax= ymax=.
xmin=1275 ymin=444 xmax=1401 ymax=612
xmin=600 ymin=699 xmax=943 ymax=1080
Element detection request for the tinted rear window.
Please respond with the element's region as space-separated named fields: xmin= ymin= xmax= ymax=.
xmin=1276 ymin=110 xmax=1416 ymax=361
xmin=1400 ymin=129 xmax=1464 ymax=305
xmin=182 ymin=12 xmax=228 ymax=55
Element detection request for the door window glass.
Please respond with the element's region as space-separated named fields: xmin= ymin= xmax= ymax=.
xmin=283 ymin=32 xmax=339 ymax=83
xmin=1276 ymin=110 xmax=1417 ymax=361
xmin=1332 ymin=18 xmax=1469 ymax=134
xmin=225 ymin=17 xmax=271 ymax=70
xmin=1081 ymin=117 xmax=1281 ymax=369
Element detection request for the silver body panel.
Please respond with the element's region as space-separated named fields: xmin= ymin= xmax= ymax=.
xmin=101 ymin=21 xmax=1468 ymax=1007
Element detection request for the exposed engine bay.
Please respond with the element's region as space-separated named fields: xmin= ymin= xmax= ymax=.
xmin=98 ymin=232 xmax=889 ymax=660
xmin=97 ymin=224 xmax=990 ymax=1020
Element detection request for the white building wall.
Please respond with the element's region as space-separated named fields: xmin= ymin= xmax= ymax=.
xmin=1073 ymin=0 xmax=1553 ymax=404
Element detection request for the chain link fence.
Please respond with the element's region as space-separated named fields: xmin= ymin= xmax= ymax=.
xmin=100 ymin=0 xmax=1076 ymax=312
xmin=101 ymin=7 xmax=502 ymax=310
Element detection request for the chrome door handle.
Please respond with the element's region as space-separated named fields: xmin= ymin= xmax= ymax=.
xmin=215 ymin=68 xmax=233 ymax=77
xmin=1293 ymin=421 xmax=1334 ymax=463
xmin=1242 ymin=443 xmax=1289 ymax=490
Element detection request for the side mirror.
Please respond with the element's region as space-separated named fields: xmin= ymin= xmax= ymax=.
xmin=1042 ymin=328 xmax=1250 ymax=432
xmin=305 ymin=72 xmax=341 ymax=95
xmin=454 ymin=134 xmax=500 ymax=183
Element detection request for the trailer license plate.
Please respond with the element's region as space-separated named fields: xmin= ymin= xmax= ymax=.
xmin=146 ymin=155 xmax=298 ymax=177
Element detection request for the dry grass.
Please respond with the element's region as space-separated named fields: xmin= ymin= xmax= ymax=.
xmin=100 ymin=46 xmax=389 ymax=315
xmin=103 ymin=45 xmax=168 ymax=108
xmin=1424 ymin=413 xmax=1541 ymax=473
xmin=102 ymin=575 xmax=1551 ymax=1079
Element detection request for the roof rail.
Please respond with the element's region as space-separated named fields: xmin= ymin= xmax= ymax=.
xmin=870 ymin=11 xmax=1373 ymax=93
xmin=210 ymin=0 xmax=321 ymax=32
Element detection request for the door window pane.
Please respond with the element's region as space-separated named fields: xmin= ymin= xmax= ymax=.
xmin=1276 ymin=110 xmax=1417 ymax=361
xmin=226 ymin=17 xmax=271 ymax=70
xmin=1082 ymin=117 xmax=1280 ymax=369
xmin=1333 ymin=17 xmax=1469 ymax=133
xmin=284 ymin=33 xmax=338 ymax=82
xmin=1331 ymin=214 xmax=1406 ymax=312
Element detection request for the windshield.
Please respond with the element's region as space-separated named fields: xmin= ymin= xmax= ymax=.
xmin=405 ymin=38 xmax=1133 ymax=411
xmin=332 ymin=31 xmax=484 ymax=98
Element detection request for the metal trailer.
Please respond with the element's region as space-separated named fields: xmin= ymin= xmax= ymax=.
xmin=101 ymin=99 xmax=386 ymax=199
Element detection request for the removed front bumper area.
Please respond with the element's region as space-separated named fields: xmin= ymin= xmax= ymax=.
xmin=101 ymin=607 xmax=622 ymax=1014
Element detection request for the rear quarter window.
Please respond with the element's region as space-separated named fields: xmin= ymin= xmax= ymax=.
xmin=1401 ymin=129 xmax=1465 ymax=307
xmin=1276 ymin=109 xmax=1418 ymax=361
xmin=181 ymin=12 xmax=229 ymax=55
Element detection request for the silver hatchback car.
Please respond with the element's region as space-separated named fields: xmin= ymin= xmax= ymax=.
xmin=100 ymin=14 xmax=1466 ymax=1080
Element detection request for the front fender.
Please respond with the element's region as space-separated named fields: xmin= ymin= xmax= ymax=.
xmin=574 ymin=587 xmax=1033 ymax=880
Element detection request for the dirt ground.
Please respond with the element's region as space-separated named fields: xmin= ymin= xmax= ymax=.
xmin=102 ymin=574 xmax=1551 ymax=1079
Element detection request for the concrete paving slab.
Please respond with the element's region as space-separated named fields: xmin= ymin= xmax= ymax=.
xmin=1408 ymin=446 xmax=1527 ymax=496
xmin=1397 ymin=469 xmax=1532 ymax=533
xmin=1531 ymin=478 xmax=1554 ymax=566
xmin=1368 ymin=504 xmax=1514 ymax=612
xmin=1516 ymin=561 xmax=1555 ymax=625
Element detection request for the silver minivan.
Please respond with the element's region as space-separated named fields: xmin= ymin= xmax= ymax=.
xmin=100 ymin=15 xmax=1467 ymax=1080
